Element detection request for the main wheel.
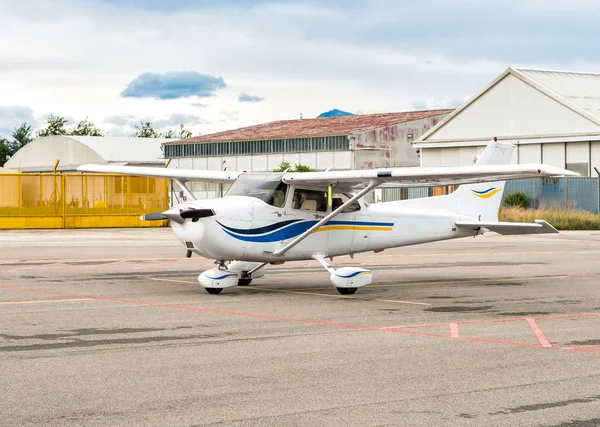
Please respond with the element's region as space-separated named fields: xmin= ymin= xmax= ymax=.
xmin=205 ymin=287 xmax=223 ymax=294
xmin=237 ymin=279 xmax=252 ymax=286
xmin=336 ymin=287 xmax=358 ymax=295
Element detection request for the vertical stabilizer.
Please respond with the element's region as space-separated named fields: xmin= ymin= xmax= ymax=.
xmin=451 ymin=139 xmax=514 ymax=221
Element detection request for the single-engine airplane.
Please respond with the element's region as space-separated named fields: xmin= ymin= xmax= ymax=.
xmin=78 ymin=139 xmax=578 ymax=295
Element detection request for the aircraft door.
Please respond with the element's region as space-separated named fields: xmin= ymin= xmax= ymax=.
xmin=287 ymin=187 xmax=328 ymax=256
xmin=353 ymin=213 xmax=371 ymax=252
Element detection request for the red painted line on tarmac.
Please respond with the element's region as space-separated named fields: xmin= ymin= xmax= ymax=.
xmin=1 ymin=284 xmax=599 ymax=354
xmin=569 ymin=344 xmax=600 ymax=350
xmin=52 ymin=260 xmax=129 ymax=272
xmin=526 ymin=318 xmax=553 ymax=348
xmin=449 ymin=323 xmax=460 ymax=338
xmin=383 ymin=313 xmax=600 ymax=330
xmin=4 ymin=261 xmax=69 ymax=273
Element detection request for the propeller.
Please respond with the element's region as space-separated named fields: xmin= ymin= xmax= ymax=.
xmin=140 ymin=208 xmax=215 ymax=224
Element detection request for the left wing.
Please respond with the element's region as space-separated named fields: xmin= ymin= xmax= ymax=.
xmin=282 ymin=164 xmax=578 ymax=189
xmin=77 ymin=164 xmax=241 ymax=183
xmin=456 ymin=219 xmax=558 ymax=235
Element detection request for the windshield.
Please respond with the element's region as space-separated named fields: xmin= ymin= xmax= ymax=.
xmin=226 ymin=172 xmax=288 ymax=207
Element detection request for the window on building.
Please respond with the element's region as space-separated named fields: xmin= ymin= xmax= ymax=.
xmin=566 ymin=163 xmax=589 ymax=177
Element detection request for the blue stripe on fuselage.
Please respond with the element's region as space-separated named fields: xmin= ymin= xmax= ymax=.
xmin=220 ymin=219 xmax=394 ymax=243
xmin=217 ymin=219 xmax=301 ymax=235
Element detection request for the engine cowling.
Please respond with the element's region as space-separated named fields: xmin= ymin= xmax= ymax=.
xmin=330 ymin=267 xmax=372 ymax=289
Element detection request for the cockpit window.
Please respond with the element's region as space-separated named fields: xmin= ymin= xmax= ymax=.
xmin=226 ymin=172 xmax=288 ymax=207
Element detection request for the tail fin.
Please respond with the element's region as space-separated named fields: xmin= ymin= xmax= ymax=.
xmin=452 ymin=139 xmax=514 ymax=221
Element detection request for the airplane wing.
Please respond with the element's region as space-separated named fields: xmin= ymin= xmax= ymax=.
xmin=455 ymin=219 xmax=558 ymax=235
xmin=282 ymin=164 xmax=579 ymax=189
xmin=77 ymin=164 xmax=241 ymax=183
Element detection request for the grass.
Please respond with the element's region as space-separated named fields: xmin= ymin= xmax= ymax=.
xmin=499 ymin=207 xmax=600 ymax=230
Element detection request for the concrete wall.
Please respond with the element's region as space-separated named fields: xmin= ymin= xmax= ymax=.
xmin=351 ymin=114 xmax=448 ymax=170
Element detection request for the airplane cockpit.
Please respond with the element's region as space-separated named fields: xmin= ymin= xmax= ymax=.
xmin=226 ymin=172 xmax=363 ymax=213
xmin=226 ymin=172 xmax=288 ymax=207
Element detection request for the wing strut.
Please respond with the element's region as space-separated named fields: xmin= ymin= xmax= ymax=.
xmin=272 ymin=180 xmax=379 ymax=257
xmin=174 ymin=179 xmax=197 ymax=201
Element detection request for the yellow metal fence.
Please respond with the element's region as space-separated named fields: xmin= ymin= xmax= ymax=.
xmin=0 ymin=173 xmax=169 ymax=229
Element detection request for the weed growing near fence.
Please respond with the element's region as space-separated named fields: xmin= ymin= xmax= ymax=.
xmin=499 ymin=207 xmax=600 ymax=230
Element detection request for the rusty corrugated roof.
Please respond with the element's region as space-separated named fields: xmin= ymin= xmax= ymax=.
xmin=165 ymin=109 xmax=453 ymax=144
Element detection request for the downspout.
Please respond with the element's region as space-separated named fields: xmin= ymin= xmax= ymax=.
xmin=594 ymin=167 xmax=600 ymax=215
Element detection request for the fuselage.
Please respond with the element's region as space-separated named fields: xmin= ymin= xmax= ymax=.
xmin=171 ymin=193 xmax=474 ymax=263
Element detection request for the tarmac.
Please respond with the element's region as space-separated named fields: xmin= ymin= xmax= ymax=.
xmin=1 ymin=228 xmax=600 ymax=426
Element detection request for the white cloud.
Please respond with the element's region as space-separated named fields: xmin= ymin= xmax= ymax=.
xmin=0 ymin=0 xmax=599 ymax=137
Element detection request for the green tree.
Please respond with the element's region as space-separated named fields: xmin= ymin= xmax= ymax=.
xmin=0 ymin=138 xmax=10 ymax=167
xmin=163 ymin=124 xmax=193 ymax=139
xmin=132 ymin=121 xmax=161 ymax=138
xmin=68 ymin=117 xmax=104 ymax=136
xmin=8 ymin=122 xmax=34 ymax=155
xmin=272 ymin=161 xmax=314 ymax=172
xmin=36 ymin=114 xmax=68 ymax=137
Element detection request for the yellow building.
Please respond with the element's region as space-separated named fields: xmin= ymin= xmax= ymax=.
xmin=1 ymin=136 xmax=170 ymax=229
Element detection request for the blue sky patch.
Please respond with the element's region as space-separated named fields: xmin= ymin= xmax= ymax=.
xmin=121 ymin=71 xmax=227 ymax=100
xmin=239 ymin=93 xmax=264 ymax=103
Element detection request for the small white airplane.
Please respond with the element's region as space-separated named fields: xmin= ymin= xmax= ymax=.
xmin=79 ymin=139 xmax=578 ymax=295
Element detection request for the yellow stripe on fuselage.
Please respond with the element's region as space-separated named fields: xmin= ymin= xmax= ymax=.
xmin=314 ymin=226 xmax=393 ymax=233
xmin=472 ymin=188 xmax=502 ymax=199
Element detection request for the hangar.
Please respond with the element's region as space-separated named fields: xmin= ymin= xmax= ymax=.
xmin=164 ymin=110 xmax=452 ymax=199
xmin=415 ymin=67 xmax=600 ymax=177
xmin=5 ymin=135 xmax=168 ymax=172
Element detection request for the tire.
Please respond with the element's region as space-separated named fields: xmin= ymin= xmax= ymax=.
xmin=205 ymin=287 xmax=223 ymax=295
xmin=237 ymin=279 xmax=252 ymax=286
xmin=336 ymin=287 xmax=358 ymax=295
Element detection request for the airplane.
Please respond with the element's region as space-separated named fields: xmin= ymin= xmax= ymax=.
xmin=78 ymin=139 xmax=578 ymax=295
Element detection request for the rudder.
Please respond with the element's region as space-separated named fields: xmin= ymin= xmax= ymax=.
xmin=452 ymin=139 xmax=514 ymax=221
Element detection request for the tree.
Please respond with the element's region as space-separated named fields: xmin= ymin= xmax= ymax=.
xmin=7 ymin=122 xmax=34 ymax=155
xmin=163 ymin=124 xmax=193 ymax=139
xmin=36 ymin=115 xmax=68 ymax=137
xmin=272 ymin=161 xmax=314 ymax=172
xmin=0 ymin=138 xmax=10 ymax=167
xmin=68 ymin=117 xmax=104 ymax=136
xmin=132 ymin=121 xmax=161 ymax=138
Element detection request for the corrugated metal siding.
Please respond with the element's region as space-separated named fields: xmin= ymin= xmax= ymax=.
xmin=381 ymin=177 xmax=599 ymax=214
xmin=516 ymin=69 xmax=600 ymax=121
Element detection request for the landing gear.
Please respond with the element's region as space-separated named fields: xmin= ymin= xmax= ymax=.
xmin=314 ymin=256 xmax=372 ymax=295
xmin=205 ymin=287 xmax=223 ymax=295
xmin=237 ymin=279 xmax=252 ymax=286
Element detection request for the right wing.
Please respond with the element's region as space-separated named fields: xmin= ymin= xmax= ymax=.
xmin=282 ymin=164 xmax=579 ymax=190
xmin=77 ymin=164 xmax=241 ymax=183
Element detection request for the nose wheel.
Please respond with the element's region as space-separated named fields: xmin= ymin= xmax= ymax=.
xmin=336 ymin=287 xmax=358 ymax=295
xmin=205 ymin=287 xmax=223 ymax=294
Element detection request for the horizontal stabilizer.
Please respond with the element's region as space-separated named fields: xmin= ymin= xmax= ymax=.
xmin=455 ymin=219 xmax=558 ymax=235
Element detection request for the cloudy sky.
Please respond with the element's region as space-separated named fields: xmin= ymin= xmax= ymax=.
xmin=1 ymin=0 xmax=599 ymax=137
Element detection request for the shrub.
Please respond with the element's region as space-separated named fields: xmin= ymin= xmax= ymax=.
xmin=502 ymin=191 xmax=532 ymax=209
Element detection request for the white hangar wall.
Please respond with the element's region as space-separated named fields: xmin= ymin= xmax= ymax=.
xmin=416 ymin=68 xmax=600 ymax=176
